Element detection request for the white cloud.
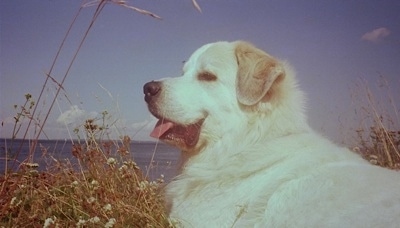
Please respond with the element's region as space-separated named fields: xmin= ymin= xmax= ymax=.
xmin=361 ymin=27 xmax=391 ymax=43
xmin=56 ymin=105 xmax=98 ymax=125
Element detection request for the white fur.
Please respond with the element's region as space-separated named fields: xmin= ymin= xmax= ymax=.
xmin=149 ymin=41 xmax=400 ymax=227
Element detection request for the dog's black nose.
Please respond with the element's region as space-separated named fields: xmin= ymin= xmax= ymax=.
xmin=143 ymin=81 xmax=161 ymax=103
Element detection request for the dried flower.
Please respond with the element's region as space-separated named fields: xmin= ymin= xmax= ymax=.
xmin=76 ymin=218 xmax=86 ymax=227
xmin=43 ymin=216 xmax=56 ymax=228
xmin=104 ymin=218 xmax=116 ymax=228
xmin=22 ymin=162 xmax=39 ymax=168
xmin=86 ymin=196 xmax=96 ymax=204
xmin=88 ymin=216 xmax=100 ymax=224
xmin=118 ymin=164 xmax=128 ymax=172
xmin=103 ymin=203 xmax=112 ymax=212
xmin=10 ymin=197 xmax=22 ymax=208
xmin=107 ymin=157 xmax=116 ymax=166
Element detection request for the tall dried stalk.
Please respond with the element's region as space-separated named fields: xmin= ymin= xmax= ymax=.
xmin=351 ymin=77 xmax=400 ymax=168
xmin=11 ymin=0 xmax=161 ymax=170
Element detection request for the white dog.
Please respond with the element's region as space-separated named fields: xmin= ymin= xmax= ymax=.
xmin=143 ymin=41 xmax=400 ymax=227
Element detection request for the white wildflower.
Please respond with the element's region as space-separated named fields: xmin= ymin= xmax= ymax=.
xmin=107 ymin=157 xmax=116 ymax=166
xmin=22 ymin=162 xmax=39 ymax=168
xmin=138 ymin=180 xmax=149 ymax=191
xmin=369 ymin=154 xmax=379 ymax=165
xmin=76 ymin=218 xmax=86 ymax=227
xmin=71 ymin=180 xmax=79 ymax=186
xmin=149 ymin=181 xmax=158 ymax=187
xmin=86 ymin=196 xmax=96 ymax=204
xmin=369 ymin=154 xmax=378 ymax=160
xmin=370 ymin=159 xmax=378 ymax=165
xmin=104 ymin=218 xmax=116 ymax=228
xmin=29 ymin=170 xmax=39 ymax=175
xmin=157 ymin=174 xmax=165 ymax=183
xmin=88 ymin=216 xmax=100 ymax=223
xmin=118 ymin=164 xmax=128 ymax=172
xmin=103 ymin=203 xmax=112 ymax=212
xmin=10 ymin=197 xmax=17 ymax=206
xmin=10 ymin=197 xmax=21 ymax=208
xmin=123 ymin=160 xmax=139 ymax=169
xmin=90 ymin=179 xmax=99 ymax=190
xmin=43 ymin=216 xmax=56 ymax=228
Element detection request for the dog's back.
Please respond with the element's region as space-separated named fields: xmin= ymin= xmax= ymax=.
xmin=167 ymin=130 xmax=400 ymax=227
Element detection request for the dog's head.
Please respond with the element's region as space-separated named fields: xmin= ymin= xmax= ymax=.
xmin=143 ymin=41 xmax=292 ymax=152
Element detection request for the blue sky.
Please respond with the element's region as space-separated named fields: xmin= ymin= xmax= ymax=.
xmin=1 ymin=0 xmax=399 ymax=144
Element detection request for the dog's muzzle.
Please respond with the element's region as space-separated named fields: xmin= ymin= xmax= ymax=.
xmin=143 ymin=80 xmax=205 ymax=150
xmin=143 ymin=81 xmax=161 ymax=103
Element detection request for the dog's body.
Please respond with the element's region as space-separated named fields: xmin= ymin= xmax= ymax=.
xmin=143 ymin=41 xmax=400 ymax=227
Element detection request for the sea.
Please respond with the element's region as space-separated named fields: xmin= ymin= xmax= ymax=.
xmin=0 ymin=138 xmax=180 ymax=181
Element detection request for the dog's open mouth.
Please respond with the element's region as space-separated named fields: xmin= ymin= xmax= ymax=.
xmin=150 ymin=118 xmax=204 ymax=148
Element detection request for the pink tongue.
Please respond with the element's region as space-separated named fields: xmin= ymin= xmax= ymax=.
xmin=150 ymin=120 xmax=175 ymax=139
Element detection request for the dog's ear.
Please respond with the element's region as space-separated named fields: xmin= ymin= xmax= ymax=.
xmin=235 ymin=41 xmax=285 ymax=106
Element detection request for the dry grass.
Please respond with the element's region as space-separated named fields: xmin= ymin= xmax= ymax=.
xmin=350 ymin=76 xmax=400 ymax=169
xmin=1 ymin=118 xmax=173 ymax=227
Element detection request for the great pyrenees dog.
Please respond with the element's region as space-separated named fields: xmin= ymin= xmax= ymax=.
xmin=143 ymin=41 xmax=400 ymax=227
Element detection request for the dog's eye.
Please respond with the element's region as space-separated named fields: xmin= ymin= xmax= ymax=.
xmin=198 ymin=72 xmax=217 ymax=81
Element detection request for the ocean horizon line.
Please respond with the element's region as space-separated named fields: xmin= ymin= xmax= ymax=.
xmin=0 ymin=138 xmax=159 ymax=145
